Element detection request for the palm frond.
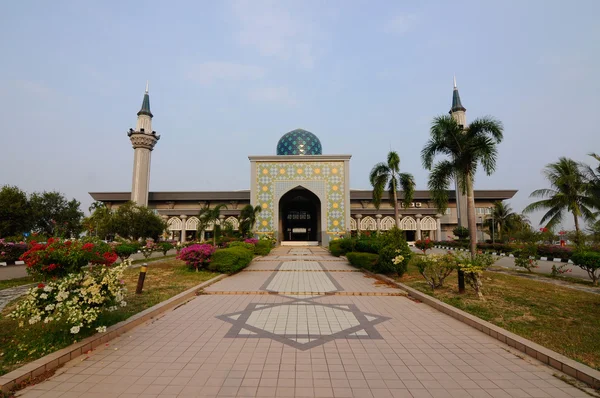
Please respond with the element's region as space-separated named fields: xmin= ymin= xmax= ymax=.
xmin=387 ymin=175 xmax=398 ymax=207
xmin=467 ymin=116 xmax=504 ymax=143
xmin=427 ymin=160 xmax=454 ymax=213
xmin=399 ymin=172 xmax=415 ymax=208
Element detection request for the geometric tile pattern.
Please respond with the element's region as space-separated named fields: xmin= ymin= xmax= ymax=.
xmin=276 ymin=129 xmax=322 ymax=156
xmin=217 ymin=299 xmax=389 ymax=351
xmin=255 ymin=160 xmax=346 ymax=235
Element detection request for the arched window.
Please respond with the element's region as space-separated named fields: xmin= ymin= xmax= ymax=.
xmin=350 ymin=218 xmax=357 ymax=231
xmin=186 ymin=216 xmax=199 ymax=231
xmin=399 ymin=216 xmax=417 ymax=230
xmin=360 ymin=216 xmax=376 ymax=231
xmin=420 ymin=216 xmax=437 ymax=230
xmin=167 ymin=217 xmax=182 ymax=231
xmin=225 ymin=216 xmax=239 ymax=230
xmin=380 ymin=216 xmax=395 ymax=231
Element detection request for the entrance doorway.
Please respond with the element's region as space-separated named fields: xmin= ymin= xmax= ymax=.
xmin=279 ymin=187 xmax=320 ymax=242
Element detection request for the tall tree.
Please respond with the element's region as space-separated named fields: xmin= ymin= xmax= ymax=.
xmin=581 ymin=153 xmax=600 ymax=215
xmin=29 ymin=191 xmax=84 ymax=237
xmin=239 ymin=204 xmax=262 ymax=238
xmin=0 ymin=185 xmax=31 ymax=238
xmin=83 ymin=202 xmax=112 ymax=240
xmin=109 ymin=201 xmax=165 ymax=240
xmin=369 ymin=151 xmax=416 ymax=227
xmin=421 ymin=115 xmax=504 ymax=257
xmin=524 ymin=157 xmax=596 ymax=234
xmin=197 ymin=204 xmax=227 ymax=245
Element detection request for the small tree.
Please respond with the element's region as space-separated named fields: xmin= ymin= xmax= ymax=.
xmin=239 ymin=205 xmax=262 ymax=238
xmin=109 ymin=202 xmax=165 ymax=240
xmin=414 ymin=253 xmax=457 ymax=290
xmin=0 ymin=185 xmax=31 ymax=238
xmin=197 ymin=204 xmax=227 ymax=246
xmin=452 ymin=226 xmax=469 ymax=240
xmin=571 ymin=251 xmax=600 ymax=285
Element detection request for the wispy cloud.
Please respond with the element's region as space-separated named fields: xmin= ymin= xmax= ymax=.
xmin=231 ymin=0 xmax=317 ymax=68
xmin=187 ymin=62 xmax=266 ymax=85
xmin=248 ymin=86 xmax=296 ymax=106
xmin=384 ymin=13 xmax=417 ymax=35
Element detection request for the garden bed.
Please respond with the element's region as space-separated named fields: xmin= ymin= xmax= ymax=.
xmin=0 ymin=259 xmax=217 ymax=376
xmin=398 ymin=260 xmax=600 ymax=371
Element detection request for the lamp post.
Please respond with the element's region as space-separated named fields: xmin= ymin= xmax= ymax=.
xmin=489 ymin=207 xmax=495 ymax=244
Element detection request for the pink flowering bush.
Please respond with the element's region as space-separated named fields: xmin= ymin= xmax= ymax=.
xmin=0 ymin=239 xmax=28 ymax=263
xmin=244 ymin=238 xmax=258 ymax=245
xmin=177 ymin=244 xmax=216 ymax=271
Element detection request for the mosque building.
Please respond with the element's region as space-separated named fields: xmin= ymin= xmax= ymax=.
xmin=90 ymin=82 xmax=516 ymax=246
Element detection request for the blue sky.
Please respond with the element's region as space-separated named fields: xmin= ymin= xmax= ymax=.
xmin=1 ymin=0 xmax=598 ymax=229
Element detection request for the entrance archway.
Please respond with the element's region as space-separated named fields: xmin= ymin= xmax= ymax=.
xmin=279 ymin=187 xmax=321 ymax=242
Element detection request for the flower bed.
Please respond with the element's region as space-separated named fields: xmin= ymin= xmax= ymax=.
xmin=0 ymin=240 xmax=28 ymax=264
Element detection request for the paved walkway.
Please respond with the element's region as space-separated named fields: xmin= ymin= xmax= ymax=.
xmin=17 ymin=247 xmax=590 ymax=397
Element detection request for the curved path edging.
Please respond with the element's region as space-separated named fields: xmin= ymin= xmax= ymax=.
xmin=0 ymin=273 xmax=227 ymax=393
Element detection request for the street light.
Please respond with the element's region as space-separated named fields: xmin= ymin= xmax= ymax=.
xmin=489 ymin=207 xmax=495 ymax=244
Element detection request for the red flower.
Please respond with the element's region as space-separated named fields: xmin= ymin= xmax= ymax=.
xmin=37 ymin=283 xmax=45 ymax=289
xmin=82 ymin=243 xmax=95 ymax=251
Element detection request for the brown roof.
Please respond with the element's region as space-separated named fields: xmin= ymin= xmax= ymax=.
xmin=90 ymin=189 xmax=517 ymax=202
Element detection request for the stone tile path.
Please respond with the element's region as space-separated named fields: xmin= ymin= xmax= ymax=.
xmin=17 ymin=246 xmax=590 ymax=397
xmin=0 ymin=284 xmax=33 ymax=311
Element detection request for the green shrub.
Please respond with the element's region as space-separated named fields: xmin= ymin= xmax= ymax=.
xmin=114 ymin=243 xmax=138 ymax=262
xmin=209 ymin=247 xmax=254 ymax=274
xmin=377 ymin=228 xmax=412 ymax=276
xmin=158 ymin=242 xmax=174 ymax=256
xmin=346 ymin=252 xmax=379 ymax=272
xmin=228 ymin=241 xmax=255 ymax=251
xmin=338 ymin=238 xmax=356 ymax=255
xmin=254 ymin=240 xmax=272 ymax=256
xmin=355 ymin=237 xmax=381 ymax=254
xmin=571 ymin=251 xmax=600 ymax=285
xmin=329 ymin=240 xmax=344 ymax=257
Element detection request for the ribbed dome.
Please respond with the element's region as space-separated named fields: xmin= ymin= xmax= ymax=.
xmin=276 ymin=129 xmax=322 ymax=156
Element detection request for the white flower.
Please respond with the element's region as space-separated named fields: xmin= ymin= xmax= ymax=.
xmin=96 ymin=326 xmax=107 ymax=333
xmin=70 ymin=325 xmax=80 ymax=334
xmin=45 ymin=304 xmax=55 ymax=311
xmin=43 ymin=285 xmax=53 ymax=292
xmin=39 ymin=293 xmax=48 ymax=299
xmin=120 ymin=301 xmax=127 ymax=307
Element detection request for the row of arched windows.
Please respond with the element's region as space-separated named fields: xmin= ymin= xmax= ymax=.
xmin=349 ymin=216 xmax=436 ymax=231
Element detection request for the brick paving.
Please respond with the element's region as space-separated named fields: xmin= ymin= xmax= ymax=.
xmin=17 ymin=246 xmax=590 ymax=397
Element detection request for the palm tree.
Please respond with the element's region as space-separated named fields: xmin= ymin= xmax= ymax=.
xmin=581 ymin=153 xmax=600 ymax=215
xmin=523 ymin=157 xmax=595 ymax=234
xmin=485 ymin=201 xmax=517 ymax=241
xmin=197 ymin=204 xmax=227 ymax=245
xmin=239 ymin=204 xmax=262 ymax=237
xmin=422 ymin=115 xmax=504 ymax=257
xmin=369 ymin=151 xmax=416 ymax=227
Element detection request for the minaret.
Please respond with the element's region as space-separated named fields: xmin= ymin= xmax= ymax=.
xmin=128 ymin=82 xmax=160 ymax=206
xmin=449 ymin=76 xmax=468 ymax=228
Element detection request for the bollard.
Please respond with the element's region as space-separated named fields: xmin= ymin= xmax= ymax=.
xmin=136 ymin=263 xmax=148 ymax=294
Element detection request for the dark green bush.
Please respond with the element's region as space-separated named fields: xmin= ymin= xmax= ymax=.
xmin=158 ymin=242 xmax=174 ymax=256
xmin=209 ymin=246 xmax=254 ymax=274
xmin=228 ymin=241 xmax=255 ymax=251
xmin=355 ymin=237 xmax=381 ymax=254
xmin=338 ymin=238 xmax=356 ymax=255
xmin=254 ymin=240 xmax=272 ymax=256
xmin=329 ymin=240 xmax=344 ymax=257
xmin=346 ymin=252 xmax=379 ymax=272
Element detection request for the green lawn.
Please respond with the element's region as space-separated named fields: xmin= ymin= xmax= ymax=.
xmin=398 ymin=260 xmax=600 ymax=370
xmin=0 ymin=277 xmax=37 ymax=291
xmin=0 ymin=259 xmax=217 ymax=376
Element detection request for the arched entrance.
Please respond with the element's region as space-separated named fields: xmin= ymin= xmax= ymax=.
xmin=279 ymin=187 xmax=321 ymax=242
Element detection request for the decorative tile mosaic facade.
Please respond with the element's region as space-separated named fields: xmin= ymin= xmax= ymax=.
xmin=255 ymin=161 xmax=346 ymax=236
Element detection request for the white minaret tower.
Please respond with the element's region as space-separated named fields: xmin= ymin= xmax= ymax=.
xmin=449 ymin=76 xmax=469 ymax=228
xmin=128 ymin=82 xmax=160 ymax=206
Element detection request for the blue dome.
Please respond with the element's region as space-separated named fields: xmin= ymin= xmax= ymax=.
xmin=276 ymin=129 xmax=322 ymax=155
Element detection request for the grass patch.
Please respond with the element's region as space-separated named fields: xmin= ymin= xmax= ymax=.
xmin=0 ymin=259 xmax=217 ymax=376
xmin=399 ymin=260 xmax=600 ymax=371
xmin=0 ymin=277 xmax=37 ymax=291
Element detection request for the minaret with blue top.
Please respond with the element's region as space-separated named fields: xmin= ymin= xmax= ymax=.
xmin=128 ymin=82 xmax=160 ymax=206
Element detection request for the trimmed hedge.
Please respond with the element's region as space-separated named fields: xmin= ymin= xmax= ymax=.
xmin=209 ymin=246 xmax=254 ymax=274
xmin=346 ymin=252 xmax=379 ymax=272
xmin=329 ymin=240 xmax=344 ymax=257
xmin=228 ymin=241 xmax=255 ymax=251
xmin=254 ymin=240 xmax=272 ymax=256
